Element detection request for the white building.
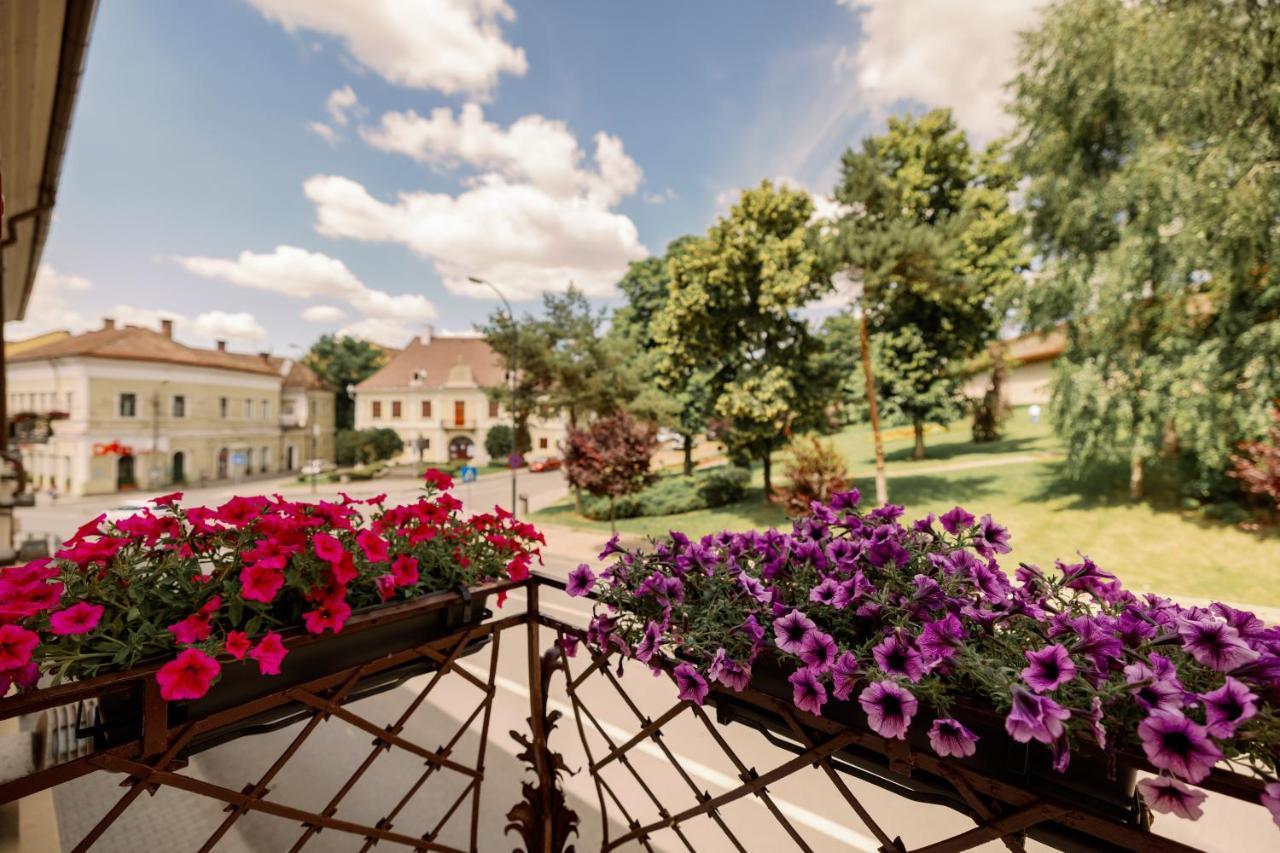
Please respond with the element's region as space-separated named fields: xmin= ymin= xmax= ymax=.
xmin=354 ymin=327 xmax=567 ymax=465
xmin=964 ymin=327 xmax=1065 ymax=407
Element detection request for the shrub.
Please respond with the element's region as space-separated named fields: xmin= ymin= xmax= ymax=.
xmin=1230 ymin=407 xmax=1280 ymax=513
xmin=564 ymin=412 xmax=658 ymax=531
xmin=485 ymin=424 xmax=514 ymax=460
xmin=775 ymin=436 xmax=849 ymax=517
xmin=336 ymin=428 xmax=404 ymax=465
xmin=581 ymin=466 xmax=750 ymax=521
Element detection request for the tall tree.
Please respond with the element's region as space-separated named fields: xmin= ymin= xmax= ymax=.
xmin=562 ymin=411 xmax=658 ymax=533
xmin=653 ymin=181 xmax=832 ymax=498
xmin=302 ymin=335 xmax=389 ymax=430
xmin=1012 ymin=0 xmax=1280 ymax=500
xmin=832 ymin=109 xmax=1024 ymax=459
xmin=611 ymin=236 xmax=710 ymax=476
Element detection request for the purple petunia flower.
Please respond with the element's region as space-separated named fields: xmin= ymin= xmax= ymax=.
xmin=799 ymin=630 xmax=838 ymax=673
xmin=920 ymin=614 xmax=964 ymax=661
xmin=1004 ymin=686 xmax=1071 ymax=745
xmin=872 ymin=631 xmax=925 ymax=682
xmin=634 ymin=621 xmax=663 ymax=663
xmin=565 ymin=563 xmax=596 ymax=597
xmin=1177 ymin=618 xmax=1259 ymax=672
xmin=831 ymin=651 xmax=860 ymax=701
xmin=809 ymin=577 xmax=841 ymax=606
xmin=709 ymin=649 xmax=751 ymax=692
xmin=1021 ymin=644 xmax=1077 ymax=693
xmin=773 ymin=609 xmax=816 ymax=655
xmin=858 ymin=681 xmax=917 ymax=740
xmin=1262 ymin=782 xmax=1280 ymax=829
xmin=673 ymin=663 xmax=710 ymax=705
xmin=1122 ymin=660 xmax=1184 ymax=712
xmin=973 ymin=514 xmax=1012 ymax=556
xmin=1137 ymin=710 xmax=1222 ymax=784
xmin=789 ymin=667 xmax=828 ymax=716
xmin=939 ymin=506 xmax=975 ymax=535
xmin=828 ymin=488 xmax=861 ymax=511
xmin=1138 ymin=777 xmax=1207 ymax=820
xmin=737 ymin=613 xmax=766 ymax=645
xmin=1084 ymin=697 xmax=1107 ymax=749
xmin=1199 ymin=677 xmax=1258 ymax=738
xmin=928 ymin=718 xmax=979 ymax=758
xmin=738 ymin=573 xmax=771 ymax=604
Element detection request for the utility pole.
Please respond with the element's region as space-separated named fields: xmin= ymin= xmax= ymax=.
xmin=468 ymin=276 xmax=519 ymax=517
xmin=858 ymin=305 xmax=888 ymax=505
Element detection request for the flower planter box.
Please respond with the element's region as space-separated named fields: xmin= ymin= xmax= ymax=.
xmin=708 ymin=651 xmax=1142 ymax=853
xmin=86 ymin=591 xmax=492 ymax=756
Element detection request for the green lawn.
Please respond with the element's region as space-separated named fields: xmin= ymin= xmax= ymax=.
xmin=534 ymin=412 xmax=1280 ymax=608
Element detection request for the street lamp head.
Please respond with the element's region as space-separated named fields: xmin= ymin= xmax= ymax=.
xmin=467 ymin=276 xmax=486 ymax=285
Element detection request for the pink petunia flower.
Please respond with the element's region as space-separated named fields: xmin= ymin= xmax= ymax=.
xmin=375 ymin=574 xmax=397 ymax=602
xmin=928 ymin=718 xmax=980 ymax=758
xmin=156 ymin=648 xmax=221 ymax=701
xmin=390 ymin=554 xmax=419 ymax=587
xmin=48 ymin=602 xmax=104 ymax=636
xmin=240 ymin=562 xmax=284 ymax=603
xmin=224 ymin=631 xmax=252 ymax=660
xmin=303 ymin=598 xmax=351 ymax=635
xmin=0 ymin=624 xmax=39 ymax=670
xmin=356 ymin=529 xmax=389 ymax=564
xmin=1138 ymin=776 xmax=1206 ymax=820
xmin=248 ymin=632 xmax=287 ymax=675
xmin=859 ymin=680 xmax=917 ymax=740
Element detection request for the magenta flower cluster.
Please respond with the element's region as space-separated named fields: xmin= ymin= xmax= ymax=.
xmin=581 ymin=490 xmax=1280 ymax=830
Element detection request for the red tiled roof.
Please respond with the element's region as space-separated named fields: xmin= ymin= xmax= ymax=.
xmin=356 ymin=336 xmax=505 ymax=391
xmin=1008 ymin=327 xmax=1066 ymax=364
xmin=7 ymin=325 xmax=280 ymax=376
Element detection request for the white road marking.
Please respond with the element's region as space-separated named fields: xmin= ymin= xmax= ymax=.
xmin=446 ymin=662 xmax=881 ymax=851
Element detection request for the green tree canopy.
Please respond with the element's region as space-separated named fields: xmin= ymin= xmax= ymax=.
xmin=302 ymin=335 xmax=389 ymax=430
xmin=1011 ymin=0 xmax=1280 ymax=499
xmin=832 ymin=109 xmax=1024 ymax=458
xmin=653 ymin=180 xmax=834 ymax=497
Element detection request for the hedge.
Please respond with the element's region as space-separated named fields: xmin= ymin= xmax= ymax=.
xmin=581 ymin=466 xmax=750 ymax=520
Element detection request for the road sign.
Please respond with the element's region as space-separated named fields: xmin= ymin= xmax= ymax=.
xmin=460 ymin=465 xmax=478 ymax=483
xmin=232 ymin=452 xmax=246 ymax=466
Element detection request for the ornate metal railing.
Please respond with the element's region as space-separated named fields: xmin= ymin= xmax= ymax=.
xmin=0 ymin=574 xmax=1267 ymax=852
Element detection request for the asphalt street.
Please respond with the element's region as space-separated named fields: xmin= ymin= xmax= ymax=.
xmin=17 ymin=472 xmax=1278 ymax=851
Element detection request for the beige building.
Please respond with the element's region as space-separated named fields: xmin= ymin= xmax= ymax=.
xmin=964 ymin=327 xmax=1066 ymax=408
xmin=354 ymin=328 xmax=567 ymax=465
xmin=6 ymin=319 xmax=335 ymax=495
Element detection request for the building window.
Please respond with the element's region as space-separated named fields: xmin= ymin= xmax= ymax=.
xmin=454 ymin=401 xmax=466 ymax=426
xmin=260 ymin=446 xmax=270 ymax=473
xmin=489 ymin=399 xmax=500 ymax=418
xmin=392 ymin=400 xmax=402 ymax=418
xmin=63 ymin=391 xmax=73 ymax=413
xmin=172 ymin=395 xmax=186 ymax=418
xmin=421 ymin=400 xmax=432 ymax=418
xmin=539 ymin=437 xmax=549 ymax=450
xmin=372 ymin=401 xmax=382 ymax=418
xmin=119 ymin=393 xmax=137 ymax=418
xmin=219 ymin=397 xmax=228 ymax=418
xmin=261 ymin=400 xmax=270 ymax=419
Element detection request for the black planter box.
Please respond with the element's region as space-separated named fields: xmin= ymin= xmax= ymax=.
xmin=88 ymin=593 xmax=492 ymax=756
xmin=708 ymin=651 xmax=1143 ymax=853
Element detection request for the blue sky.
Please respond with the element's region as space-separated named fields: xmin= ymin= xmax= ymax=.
xmin=16 ymin=0 xmax=1035 ymax=352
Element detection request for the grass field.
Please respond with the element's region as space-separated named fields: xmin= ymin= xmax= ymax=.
xmin=534 ymin=411 xmax=1280 ymax=607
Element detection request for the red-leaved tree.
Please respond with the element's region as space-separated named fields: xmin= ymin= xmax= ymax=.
xmin=563 ymin=411 xmax=658 ymax=533
xmin=1230 ymin=406 xmax=1280 ymax=515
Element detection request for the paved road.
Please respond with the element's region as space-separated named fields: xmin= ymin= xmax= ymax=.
xmin=20 ymin=475 xmax=1280 ymax=851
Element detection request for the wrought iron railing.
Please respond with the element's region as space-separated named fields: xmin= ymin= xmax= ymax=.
xmin=0 ymin=574 xmax=1268 ymax=852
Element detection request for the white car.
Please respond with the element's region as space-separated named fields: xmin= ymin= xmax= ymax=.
xmin=300 ymin=459 xmax=336 ymax=476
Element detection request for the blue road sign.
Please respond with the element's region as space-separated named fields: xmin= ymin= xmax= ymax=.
xmin=232 ymin=452 xmax=246 ymax=466
xmin=460 ymin=465 xmax=478 ymax=483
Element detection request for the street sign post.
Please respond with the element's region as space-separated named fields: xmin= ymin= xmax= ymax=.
xmin=459 ymin=465 xmax=478 ymax=484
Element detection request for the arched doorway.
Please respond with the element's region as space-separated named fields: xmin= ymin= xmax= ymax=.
xmin=216 ymin=448 xmax=229 ymax=479
xmin=448 ymin=436 xmax=475 ymax=461
xmin=172 ymin=451 xmax=186 ymax=483
xmin=116 ymin=455 xmax=136 ymax=489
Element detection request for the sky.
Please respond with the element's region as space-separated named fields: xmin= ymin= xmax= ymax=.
xmin=11 ymin=0 xmax=1042 ymax=354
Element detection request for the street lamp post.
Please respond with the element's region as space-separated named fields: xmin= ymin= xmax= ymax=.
xmin=468 ymin=276 xmax=518 ymax=517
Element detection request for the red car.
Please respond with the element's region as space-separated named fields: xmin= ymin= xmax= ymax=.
xmin=528 ymin=456 xmax=562 ymax=472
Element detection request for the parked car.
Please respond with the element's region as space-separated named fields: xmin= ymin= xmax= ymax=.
xmin=528 ymin=456 xmax=562 ymax=473
xmin=300 ymin=459 xmax=336 ymax=476
xmin=104 ymin=500 xmax=152 ymax=523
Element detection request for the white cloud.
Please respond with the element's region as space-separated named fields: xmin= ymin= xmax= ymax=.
xmin=335 ymin=317 xmax=416 ymax=348
xmin=175 ymin=245 xmax=438 ymax=321
xmin=361 ymin=103 xmax=642 ymax=205
xmin=308 ymin=121 xmax=339 ymax=145
xmin=643 ymin=188 xmax=678 ymax=205
xmin=304 ymin=174 xmax=647 ymax=301
xmin=837 ymin=0 xmax=1043 ymax=141
xmin=326 ymin=85 xmax=358 ymax=125
xmin=301 ymin=304 xmax=348 ymax=323
xmin=4 ymin=265 xmax=93 ymax=338
xmin=191 ymin=310 xmax=267 ymax=342
xmin=247 ymin=0 xmax=527 ymax=97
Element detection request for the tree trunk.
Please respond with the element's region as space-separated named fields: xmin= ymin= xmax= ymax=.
xmin=762 ymin=454 xmax=772 ymax=503
xmin=609 ymin=495 xmax=617 ymax=535
xmin=682 ymin=433 xmax=693 ymax=476
xmin=574 ymin=485 xmax=583 ymax=514
xmin=859 ymin=309 xmax=888 ymax=505
xmin=912 ymin=419 xmax=926 ymax=460
xmin=1129 ymin=445 xmax=1145 ymax=501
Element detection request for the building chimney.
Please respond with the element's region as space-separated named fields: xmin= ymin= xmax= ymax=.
xmin=103 ymin=317 xmax=115 ymax=330
xmin=160 ymin=318 xmax=174 ymax=338
xmin=216 ymin=340 xmax=227 ymax=352
xmin=419 ymin=324 xmax=433 ymax=345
